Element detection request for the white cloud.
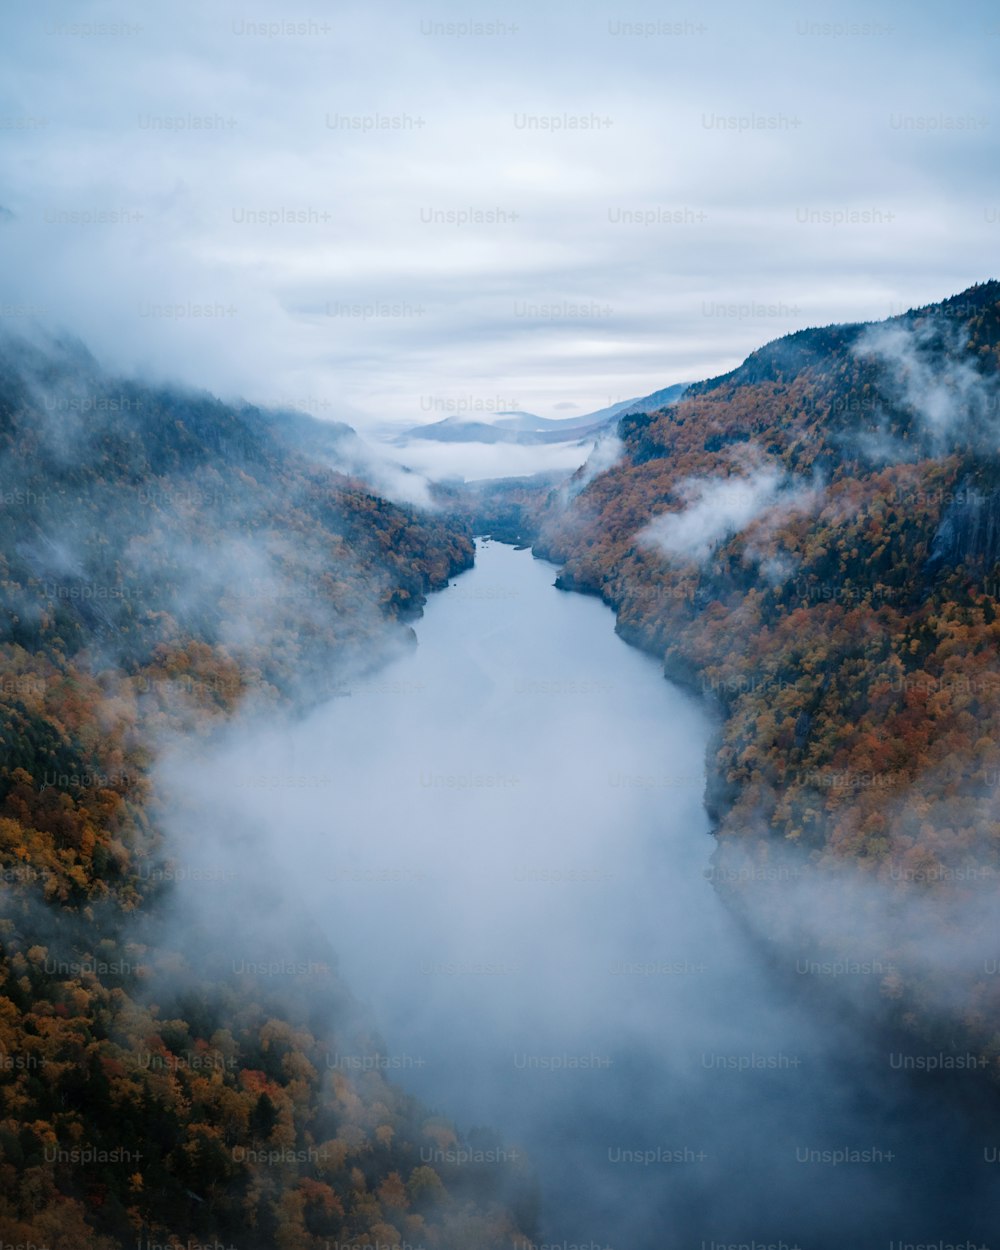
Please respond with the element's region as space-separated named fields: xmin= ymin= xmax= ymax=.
xmin=387 ymin=435 xmax=594 ymax=483
xmin=853 ymin=318 xmax=1000 ymax=455
xmin=639 ymin=461 xmax=824 ymax=567
xmin=639 ymin=464 xmax=789 ymax=564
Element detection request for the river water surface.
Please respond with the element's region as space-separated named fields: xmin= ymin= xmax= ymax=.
xmin=161 ymin=539 xmax=1000 ymax=1248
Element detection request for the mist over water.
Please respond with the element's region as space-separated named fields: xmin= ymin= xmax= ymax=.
xmin=157 ymin=540 xmax=1000 ymax=1249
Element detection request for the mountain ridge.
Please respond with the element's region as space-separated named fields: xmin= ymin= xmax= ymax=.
xmin=0 ymin=331 xmax=535 ymax=1250
xmin=477 ymin=278 xmax=1000 ymax=1067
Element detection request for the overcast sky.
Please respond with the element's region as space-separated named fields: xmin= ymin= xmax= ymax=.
xmin=1 ymin=0 xmax=997 ymax=431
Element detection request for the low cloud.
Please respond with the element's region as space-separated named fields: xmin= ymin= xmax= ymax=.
xmin=388 ymin=435 xmax=592 ymax=483
xmin=853 ymin=317 xmax=1000 ymax=457
xmin=639 ymin=463 xmax=802 ymax=565
xmin=573 ymin=430 xmax=624 ymax=491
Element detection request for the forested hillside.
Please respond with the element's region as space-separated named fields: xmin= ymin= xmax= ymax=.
xmin=533 ymin=280 xmax=1000 ymax=1062
xmin=0 ymin=333 xmax=535 ymax=1249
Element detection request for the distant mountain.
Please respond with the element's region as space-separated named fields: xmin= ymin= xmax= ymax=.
xmin=632 ymin=380 xmax=690 ymax=411
xmin=400 ymin=382 xmax=690 ymax=445
xmin=399 ymin=418 xmax=606 ymax=445
xmin=574 ymin=382 xmax=691 ymax=427
xmin=490 ymin=410 xmax=551 ymax=431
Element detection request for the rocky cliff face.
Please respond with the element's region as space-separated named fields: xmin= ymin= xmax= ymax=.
xmin=930 ymin=475 xmax=1000 ymax=571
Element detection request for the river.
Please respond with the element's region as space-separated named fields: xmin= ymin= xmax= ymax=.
xmin=159 ymin=539 xmax=1000 ymax=1249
